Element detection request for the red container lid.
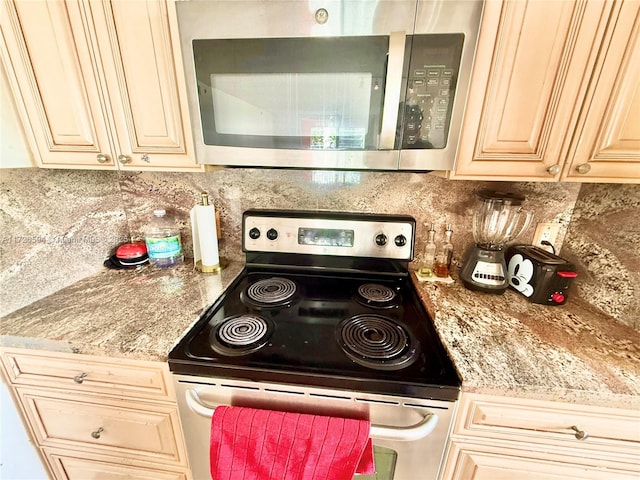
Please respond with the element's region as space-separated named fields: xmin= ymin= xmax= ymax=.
xmin=116 ymin=241 xmax=147 ymax=259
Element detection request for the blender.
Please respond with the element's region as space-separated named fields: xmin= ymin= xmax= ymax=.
xmin=460 ymin=189 xmax=532 ymax=293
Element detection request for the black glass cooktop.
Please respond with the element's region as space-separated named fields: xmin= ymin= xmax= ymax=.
xmin=169 ymin=268 xmax=461 ymax=401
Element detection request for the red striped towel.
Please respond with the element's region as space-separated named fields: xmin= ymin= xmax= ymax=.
xmin=210 ymin=406 xmax=375 ymax=480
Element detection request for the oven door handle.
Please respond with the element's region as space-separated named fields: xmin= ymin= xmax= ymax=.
xmin=185 ymin=389 xmax=439 ymax=442
xmin=369 ymin=413 xmax=438 ymax=441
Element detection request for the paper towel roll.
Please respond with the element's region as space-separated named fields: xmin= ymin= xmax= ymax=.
xmin=190 ymin=203 xmax=220 ymax=272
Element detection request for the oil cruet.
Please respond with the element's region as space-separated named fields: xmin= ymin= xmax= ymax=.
xmin=435 ymin=224 xmax=454 ymax=277
xmin=418 ymin=223 xmax=437 ymax=276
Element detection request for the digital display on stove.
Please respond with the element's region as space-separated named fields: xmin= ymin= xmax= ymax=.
xmin=298 ymin=228 xmax=354 ymax=247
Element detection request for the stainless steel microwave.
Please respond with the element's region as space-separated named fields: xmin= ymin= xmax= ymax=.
xmin=175 ymin=0 xmax=484 ymax=171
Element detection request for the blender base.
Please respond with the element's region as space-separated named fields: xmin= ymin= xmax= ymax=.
xmin=459 ymin=245 xmax=509 ymax=294
xmin=460 ymin=277 xmax=508 ymax=294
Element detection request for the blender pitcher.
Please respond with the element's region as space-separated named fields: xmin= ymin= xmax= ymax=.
xmin=460 ymin=189 xmax=532 ymax=293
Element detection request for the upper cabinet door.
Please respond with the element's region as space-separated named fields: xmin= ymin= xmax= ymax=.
xmin=0 ymin=0 xmax=116 ymax=168
xmin=451 ymin=0 xmax=615 ymax=181
xmin=562 ymin=0 xmax=640 ymax=183
xmin=1 ymin=0 xmax=200 ymax=171
xmin=88 ymin=0 xmax=197 ymax=171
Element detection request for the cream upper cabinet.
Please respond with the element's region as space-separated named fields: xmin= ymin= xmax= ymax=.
xmin=0 ymin=0 xmax=201 ymax=171
xmin=440 ymin=392 xmax=640 ymax=480
xmin=562 ymin=0 xmax=640 ymax=182
xmin=452 ymin=0 xmax=640 ymax=183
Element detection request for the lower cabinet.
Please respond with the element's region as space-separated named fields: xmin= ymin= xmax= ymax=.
xmin=440 ymin=393 xmax=640 ymax=480
xmin=444 ymin=441 xmax=639 ymax=480
xmin=0 ymin=347 xmax=191 ymax=480
xmin=44 ymin=449 xmax=189 ymax=480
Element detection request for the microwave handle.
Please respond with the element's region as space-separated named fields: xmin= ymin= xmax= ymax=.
xmin=379 ymin=31 xmax=407 ymax=150
xmin=185 ymin=388 xmax=439 ymax=441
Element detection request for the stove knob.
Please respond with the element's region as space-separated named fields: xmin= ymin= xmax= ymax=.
xmin=266 ymin=228 xmax=278 ymax=241
xmin=394 ymin=234 xmax=407 ymax=247
xmin=551 ymin=292 xmax=565 ymax=303
xmin=375 ymin=233 xmax=387 ymax=246
xmin=248 ymin=227 xmax=261 ymax=240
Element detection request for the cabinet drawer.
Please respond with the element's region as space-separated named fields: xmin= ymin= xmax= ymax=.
xmin=17 ymin=387 xmax=186 ymax=466
xmin=443 ymin=440 xmax=640 ymax=480
xmin=44 ymin=448 xmax=189 ymax=480
xmin=1 ymin=348 xmax=172 ymax=400
xmin=454 ymin=393 xmax=640 ymax=456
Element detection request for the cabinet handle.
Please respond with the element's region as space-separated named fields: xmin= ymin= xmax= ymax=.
xmin=379 ymin=31 xmax=406 ymax=150
xmin=185 ymin=389 xmax=439 ymax=441
xmin=91 ymin=427 xmax=104 ymax=439
xmin=570 ymin=425 xmax=589 ymax=440
xmin=314 ymin=8 xmax=329 ymax=24
xmin=546 ymin=164 xmax=561 ymax=175
xmin=96 ymin=154 xmax=109 ymax=164
xmin=575 ymin=163 xmax=591 ymax=175
xmin=117 ymin=154 xmax=131 ymax=164
xmin=141 ymin=153 xmax=150 ymax=163
xmin=73 ymin=372 xmax=88 ymax=384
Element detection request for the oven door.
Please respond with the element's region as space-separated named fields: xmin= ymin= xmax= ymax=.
xmin=173 ymin=374 xmax=456 ymax=480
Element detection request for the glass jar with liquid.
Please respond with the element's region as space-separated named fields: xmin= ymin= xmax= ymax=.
xmin=434 ymin=224 xmax=453 ymax=277
xmin=418 ymin=223 xmax=437 ymax=276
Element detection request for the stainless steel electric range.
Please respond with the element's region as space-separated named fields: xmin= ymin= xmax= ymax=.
xmin=169 ymin=210 xmax=461 ymax=480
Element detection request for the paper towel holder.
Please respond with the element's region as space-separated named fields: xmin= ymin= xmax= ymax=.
xmin=195 ymin=260 xmax=221 ymax=274
xmin=191 ymin=192 xmax=222 ymax=274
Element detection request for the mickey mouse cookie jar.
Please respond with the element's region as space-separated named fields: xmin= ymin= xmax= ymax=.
xmin=505 ymin=245 xmax=578 ymax=305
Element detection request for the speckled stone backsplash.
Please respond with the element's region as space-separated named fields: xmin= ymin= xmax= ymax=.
xmin=1 ymin=167 xmax=636 ymax=328
xmin=0 ymin=169 xmax=129 ymax=316
xmin=562 ymin=184 xmax=640 ymax=330
xmin=115 ymin=169 xmax=580 ymax=265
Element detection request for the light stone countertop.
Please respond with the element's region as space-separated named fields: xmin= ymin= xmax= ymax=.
xmin=1 ymin=262 xmax=638 ymax=409
xmin=0 ymin=261 xmax=245 ymax=362
xmin=412 ymin=272 xmax=640 ymax=409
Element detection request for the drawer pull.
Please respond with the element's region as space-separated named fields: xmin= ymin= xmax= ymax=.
xmin=546 ymin=164 xmax=561 ymax=175
xmin=73 ymin=372 xmax=88 ymax=384
xmin=91 ymin=427 xmax=104 ymax=439
xmin=570 ymin=425 xmax=589 ymax=440
xmin=575 ymin=163 xmax=591 ymax=175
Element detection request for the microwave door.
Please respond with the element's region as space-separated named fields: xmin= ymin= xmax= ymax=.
xmin=195 ymin=37 xmax=389 ymax=149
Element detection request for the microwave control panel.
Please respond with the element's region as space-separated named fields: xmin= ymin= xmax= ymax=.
xmin=401 ymin=34 xmax=463 ymax=150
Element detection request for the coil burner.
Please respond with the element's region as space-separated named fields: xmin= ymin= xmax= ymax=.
xmin=356 ymin=283 xmax=399 ymax=308
xmin=337 ymin=314 xmax=418 ymax=370
xmin=242 ymin=277 xmax=298 ymax=308
xmin=211 ymin=314 xmax=274 ymax=356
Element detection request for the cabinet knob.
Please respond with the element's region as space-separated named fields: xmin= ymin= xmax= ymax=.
xmin=91 ymin=427 xmax=104 ymax=439
xmin=73 ymin=372 xmax=88 ymax=384
xmin=575 ymin=163 xmax=591 ymax=175
xmin=315 ymin=8 xmax=329 ymax=24
xmin=96 ymin=154 xmax=109 ymax=164
xmin=546 ymin=164 xmax=561 ymax=176
xmin=117 ymin=154 xmax=131 ymax=164
xmin=570 ymin=425 xmax=589 ymax=441
xmin=141 ymin=153 xmax=151 ymax=163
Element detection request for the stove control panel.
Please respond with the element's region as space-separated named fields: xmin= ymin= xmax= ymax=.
xmin=243 ymin=210 xmax=415 ymax=260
